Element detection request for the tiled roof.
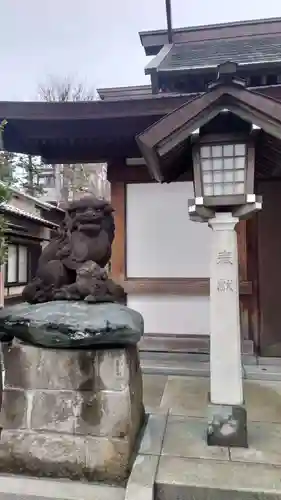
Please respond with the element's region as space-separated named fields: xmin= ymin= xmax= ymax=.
xmin=0 ymin=182 xmax=64 ymax=212
xmin=98 ymin=85 xmax=153 ymax=101
xmin=159 ymin=35 xmax=281 ymax=71
xmin=0 ymin=203 xmax=59 ymax=228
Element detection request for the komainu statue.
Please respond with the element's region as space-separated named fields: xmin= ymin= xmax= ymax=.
xmin=22 ymin=196 xmax=125 ymax=304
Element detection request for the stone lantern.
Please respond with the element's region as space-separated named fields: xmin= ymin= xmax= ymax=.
xmin=135 ymin=61 xmax=274 ymax=448
xmin=189 ymin=135 xmax=262 ymax=448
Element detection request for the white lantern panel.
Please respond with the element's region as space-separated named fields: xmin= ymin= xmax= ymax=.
xmin=224 ymin=171 xmax=234 ymax=182
xmin=234 ymin=144 xmax=246 ymax=156
xmin=202 ymin=159 xmax=212 ymax=171
xmin=234 ymin=156 xmax=245 ymax=169
xmin=201 ymin=146 xmax=211 ymax=158
xmin=234 ymin=170 xmax=245 ymax=182
xmin=213 ymin=171 xmax=223 ymax=182
xmin=213 ymin=158 xmax=223 ymax=170
xmin=199 ymin=142 xmax=248 ymax=199
xmin=223 ymin=144 xmax=234 ymax=156
xmin=204 ymin=184 xmax=213 ymax=196
xmin=203 ymin=172 xmax=212 ymax=183
xmin=211 ymin=145 xmax=222 ymax=157
xmin=235 ymin=183 xmax=245 ymax=194
xmin=223 ymin=183 xmax=235 ymax=195
xmin=213 ymin=184 xmax=224 ymax=195
xmin=224 ymin=158 xmax=234 ymax=170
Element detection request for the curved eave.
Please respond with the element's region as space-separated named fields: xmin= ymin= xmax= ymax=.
xmin=0 ymin=94 xmax=196 ymax=162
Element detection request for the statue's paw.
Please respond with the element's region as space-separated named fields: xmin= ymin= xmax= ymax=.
xmin=53 ymin=291 xmax=67 ymax=300
xmin=85 ymin=294 xmax=97 ymax=303
xmin=85 ymin=294 xmax=114 ymax=304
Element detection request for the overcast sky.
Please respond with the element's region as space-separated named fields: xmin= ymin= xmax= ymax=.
xmin=0 ymin=0 xmax=280 ymax=101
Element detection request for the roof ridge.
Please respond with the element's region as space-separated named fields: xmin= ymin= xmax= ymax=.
xmin=172 ymin=32 xmax=281 ymax=46
xmin=139 ymin=16 xmax=281 ymax=37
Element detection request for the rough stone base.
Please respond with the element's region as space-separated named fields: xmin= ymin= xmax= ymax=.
xmin=0 ymin=430 xmax=132 ymax=483
xmin=0 ymin=340 xmax=145 ymax=483
xmin=207 ymin=402 xmax=248 ymax=448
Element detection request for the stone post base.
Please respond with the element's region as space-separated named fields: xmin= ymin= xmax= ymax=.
xmin=0 ymin=340 xmax=144 ymax=483
xmin=207 ymin=401 xmax=248 ymax=448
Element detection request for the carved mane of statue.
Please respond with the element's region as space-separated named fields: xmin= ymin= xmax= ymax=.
xmin=22 ymin=196 xmax=125 ymax=304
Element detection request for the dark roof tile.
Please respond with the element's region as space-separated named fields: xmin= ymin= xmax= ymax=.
xmin=159 ymin=36 xmax=281 ymax=71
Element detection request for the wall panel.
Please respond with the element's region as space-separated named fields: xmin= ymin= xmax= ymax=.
xmin=127 ymin=294 xmax=210 ymax=335
xmin=110 ymin=178 xmax=251 ymax=342
xmin=126 ymin=182 xmax=212 ymax=278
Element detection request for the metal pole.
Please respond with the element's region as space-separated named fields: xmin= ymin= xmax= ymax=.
xmin=165 ymin=0 xmax=173 ymax=43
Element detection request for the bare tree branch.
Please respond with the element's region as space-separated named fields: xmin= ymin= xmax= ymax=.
xmin=38 ymin=76 xmax=96 ymax=102
xmin=37 ymin=76 xmax=97 ymax=203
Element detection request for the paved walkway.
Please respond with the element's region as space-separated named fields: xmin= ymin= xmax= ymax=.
xmin=141 ymin=372 xmax=281 ymax=498
xmin=2 ymin=369 xmax=281 ymax=498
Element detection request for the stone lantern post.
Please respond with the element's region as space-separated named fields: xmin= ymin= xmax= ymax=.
xmin=188 ymin=134 xmax=262 ymax=448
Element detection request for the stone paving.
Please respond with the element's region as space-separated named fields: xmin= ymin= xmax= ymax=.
xmin=2 ymin=371 xmax=281 ymax=498
xmin=141 ymin=373 xmax=281 ymax=499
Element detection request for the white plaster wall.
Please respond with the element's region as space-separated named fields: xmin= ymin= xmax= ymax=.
xmin=8 ymin=286 xmax=24 ymax=296
xmin=126 ymin=182 xmax=211 ymax=278
xmin=127 ymin=294 xmax=210 ymax=335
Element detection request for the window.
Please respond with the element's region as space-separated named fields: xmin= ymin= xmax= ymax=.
xmin=18 ymin=246 xmax=28 ymax=283
xmin=4 ymin=244 xmax=29 ymax=285
xmin=7 ymin=245 xmax=17 ymax=283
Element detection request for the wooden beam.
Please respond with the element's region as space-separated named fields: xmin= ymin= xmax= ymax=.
xmin=108 ymin=162 xmax=193 ymax=183
xmin=110 ymin=182 xmax=126 ymax=281
xmin=118 ymin=277 xmax=252 ymax=296
xmin=108 ymin=163 xmax=155 ymax=183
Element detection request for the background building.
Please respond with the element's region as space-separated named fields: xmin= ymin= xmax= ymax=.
xmin=38 ymin=163 xmax=110 ymax=205
xmin=0 ymin=186 xmax=64 ymax=305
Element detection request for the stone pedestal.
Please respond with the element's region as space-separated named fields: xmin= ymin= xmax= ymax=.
xmin=0 ymin=340 xmax=144 ymax=483
xmin=207 ymin=212 xmax=247 ymax=448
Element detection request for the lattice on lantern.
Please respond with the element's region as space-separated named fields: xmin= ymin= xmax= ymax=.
xmin=200 ymin=144 xmax=246 ymax=196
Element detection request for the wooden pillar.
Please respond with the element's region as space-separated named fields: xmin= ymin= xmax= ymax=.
xmin=246 ymin=214 xmax=260 ymax=352
xmin=110 ymin=182 xmax=126 ymax=283
xmin=236 ymin=216 xmax=260 ymax=352
xmin=236 ymin=220 xmax=249 ymax=342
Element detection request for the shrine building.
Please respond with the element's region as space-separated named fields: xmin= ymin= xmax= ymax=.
xmin=2 ymin=16 xmax=281 ymax=357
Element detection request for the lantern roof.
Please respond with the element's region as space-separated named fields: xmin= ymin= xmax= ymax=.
xmin=136 ymin=64 xmax=281 ymax=182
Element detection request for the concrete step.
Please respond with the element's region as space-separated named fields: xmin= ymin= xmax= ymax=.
xmin=244 ymin=363 xmax=281 ymax=381
xmin=140 ymin=352 xmax=281 ymax=380
xmin=0 ymin=475 xmax=125 ymax=500
xmin=139 ymin=334 xmax=254 ymax=355
xmin=141 ymin=357 xmax=210 ymax=377
xmin=140 ymin=350 xmax=257 ymax=364
xmin=155 ymin=457 xmax=281 ymax=499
